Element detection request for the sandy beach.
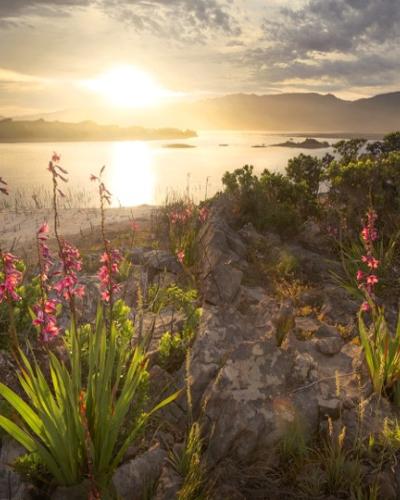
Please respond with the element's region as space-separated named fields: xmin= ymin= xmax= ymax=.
xmin=0 ymin=205 xmax=155 ymax=251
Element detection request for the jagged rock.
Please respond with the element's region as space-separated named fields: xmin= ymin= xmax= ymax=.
xmin=154 ymin=465 xmax=182 ymax=500
xmin=127 ymin=247 xmax=147 ymax=265
xmin=318 ymin=398 xmax=341 ymax=419
xmin=292 ymin=352 xmax=316 ymax=383
xmin=320 ymin=285 xmax=359 ymax=323
xmin=112 ymin=444 xmax=167 ymax=500
xmin=315 ymin=337 xmax=343 ymax=356
xmin=202 ymin=339 xmax=321 ymax=463
xmin=51 ymin=481 xmax=89 ymax=500
xmin=294 ymin=316 xmax=320 ymax=339
xmin=144 ymin=250 xmax=181 ymax=275
xmin=315 ymin=323 xmax=340 ymax=339
xmin=238 ymin=222 xmax=267 ymax=246
xmin=0 ymin=437 xmax=28 ymax=500
xmin=298 ymin=288 xmax=324 ymax=308
xmin=239 ymin=286 xmax=266 ymax=307
xmin=202 ymin=264 xmax=243 ymax=305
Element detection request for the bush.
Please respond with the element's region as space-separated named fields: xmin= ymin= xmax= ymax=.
xmin=222 ymin=164 xmax=318 ymax=236
xmin=0 ymin=307 xmax=178 ymax=494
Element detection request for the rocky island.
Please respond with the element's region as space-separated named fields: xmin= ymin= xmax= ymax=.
xmin=273 ymin=137 xmax=330 ymax=148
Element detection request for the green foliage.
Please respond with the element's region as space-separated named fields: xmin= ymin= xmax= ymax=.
xmin=333 ymin=230 xmax=400 ymax=301
xmin=170 ymin=422 xmax=206 ymax=500
xmin=0 ymin=307 xmax=178 ymax=492
xmin=275 ymin=249 xmax=299 ymax=278
xmin=325 ymin=151 xmax=400 ymax=237
xmin=112 ymin=298 xmax=135 ymax=345
xmin=222 ymin=163 xmax=321 ymax=236
xmin=333 ymin=138 xmax=367 ymax=164
xmin=286 ymin=153 xmax=325 ymax=198
xmin=279 ymin=418 xmax=308 ymax=466
xmin=151 ymin=284 xmax=201 ymax=369
xmin=358 ymin=305 xmax=400 ymax=404
xmin=164 ymin=197 xmax=208 ymax=267
xmin=0 ymin=266 xmax=42 ymax=348
xmin=13 ymin=452 xmax=50 ymax=486
xmin=159 ymin=332 xmax=186 ymax=369
xmin=316 ymin=426 xmax=361 ymax=495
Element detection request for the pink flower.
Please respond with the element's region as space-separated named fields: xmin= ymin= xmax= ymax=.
xmin=53 ymin=240 xmax=85 ymax=301
xmin=361 ymin=301 xmax=370 ymax=312
xmin=90 ymin=174 xmax=98 ymax=182
xmin=130 ymin=221 xmax=140 ymax=232
xmin=0 ymin=252 xmax=22 ymax=303
xmin=97 ymin=249 xmax=122 ymax=303
xmin=199 ymin=206 xmax=209 ymax=223
xmin=356 ymin=270 xmax=364 ymax=281
xmin=362 ymin=255 xmax=379 ymax=269
xmin=367 ymin=274 xmax=379 ymax=286
xmin=52 ymin=152 xmax=61 ymax=163
xmin=177 ymin=249 xmax=185 ymax=264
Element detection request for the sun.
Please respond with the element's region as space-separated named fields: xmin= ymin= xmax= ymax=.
xmin=81 ymin=65 xmax=180 ymax=108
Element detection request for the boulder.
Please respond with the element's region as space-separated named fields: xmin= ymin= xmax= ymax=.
xmin=112 ymin=444 xmax=167 ymax=500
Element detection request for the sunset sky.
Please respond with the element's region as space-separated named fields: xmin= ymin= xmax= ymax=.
xmin=1 ymin=0 xmax=400 ymax=116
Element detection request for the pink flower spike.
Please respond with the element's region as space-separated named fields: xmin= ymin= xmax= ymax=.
xmin=177 ymin=250 xmax=185 ymax=264
xmin=356 ymin=270 xmax=364 ymax=281
xmin=38 ymin=222 xmax=49 ymax=235
xmin=361 ymin=301 xmax=370 ymax=312
xmin=52 ymin=152 xmax=61 ymax=163
xmin=366 ymin=274 xmax=379 ymax=286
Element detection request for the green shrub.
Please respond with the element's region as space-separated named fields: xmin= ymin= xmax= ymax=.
xmin=358 ymin=304 xmax=400 ymax=405
xmin=222 ymin=163 xmax=321 ymax=236
xmin=0 ymin=307 xmax=178 ymax=493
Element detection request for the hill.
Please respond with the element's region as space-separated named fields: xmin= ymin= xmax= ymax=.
xmin=12 ymin=91 xmax=400 ymax=134
xmin=0 ymin=118 xmax=196 ymax=142
xmin=163 ymin=92 xmax=400 ymax=133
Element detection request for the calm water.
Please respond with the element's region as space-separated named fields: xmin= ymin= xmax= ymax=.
xmin=0 ymin=131 xmax=339 ymax=207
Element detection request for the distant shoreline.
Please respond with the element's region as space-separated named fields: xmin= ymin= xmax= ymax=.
xmin=0 ymin=118 xmax=197 ymax=143
xmin=279 ymin=132 xmax=385 ymax=140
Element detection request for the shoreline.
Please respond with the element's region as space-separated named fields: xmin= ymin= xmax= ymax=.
xmin=0 ymin=205 xmax=155 ymax=250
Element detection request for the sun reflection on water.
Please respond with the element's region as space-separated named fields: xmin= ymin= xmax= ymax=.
xmin=108 ymin=141 xmax=155 ymax=206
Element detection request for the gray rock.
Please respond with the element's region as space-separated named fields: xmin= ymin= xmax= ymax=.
xmin=154 ymin=465 xmax=182 ymax=500
xmin=315 ymin=323 xmax=340 ymax=339
xmin=294 ymin=317 xmax=320 ymax=338
xmin=51 ymin=481 xmax=89 ymax=500
xmin=112 ymin=444 xmax=167 ymax=500
xmin=318 ymin=398 xmax=341 ymax=419
xmin=238 ymin=222 xmax=267 ymax=246
xmin=298 ymin=288 xmax=324 ymax=308
xmin=0 ymin=438 xmax=26 ymax=500
xmin=202 ymin=264 xmax=243 ymax=305
xmin=315 ymin=337 xmax=343 ymax=356
xmin=128 ymin=247 xmax=147 ymax=265
xmin=144 ymin=250 xmax=181 ymax=275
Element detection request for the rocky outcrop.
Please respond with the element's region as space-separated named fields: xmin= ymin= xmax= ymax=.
xmin=188 ymin=201 xmax=368 ymax=466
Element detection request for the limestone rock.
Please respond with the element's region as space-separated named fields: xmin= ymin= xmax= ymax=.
xmin=315 ymin=337 xmax=343 ymax=356
xmin=112 ymin=444 xmax=167 ymax=500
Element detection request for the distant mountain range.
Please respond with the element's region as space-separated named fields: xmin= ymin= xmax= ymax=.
xmin=168 ymin=92 xmax=400 ymax=134
xmin=9 ymin=91 xmax=400 ymax=135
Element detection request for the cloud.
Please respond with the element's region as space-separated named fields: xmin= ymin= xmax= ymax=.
xmin=241 ymin=0 xmax=400 ymax=92
xmin=0 ymin=0 xmax=92 ymax=19
xmin=101 ymin=0 xmax=241 ymax=40
xmin=0 ymin=0 xmax=240 ymax=41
